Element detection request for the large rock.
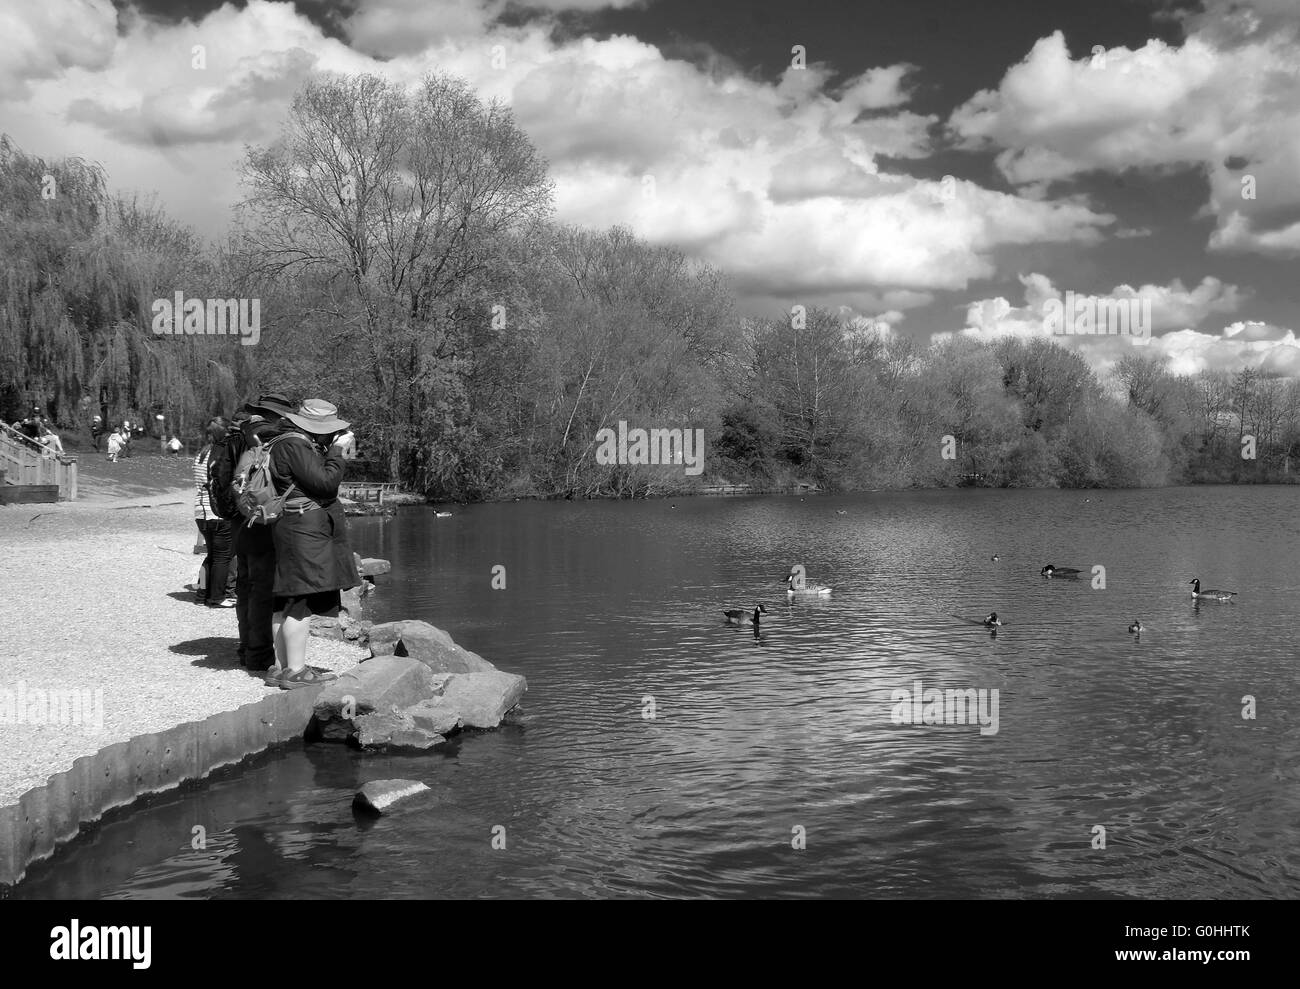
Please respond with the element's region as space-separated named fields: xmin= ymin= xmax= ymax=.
xmin=313 ymin=656 xmax=444 ymax=739
xmin=353 ymin=779 xmax=429 ymax=814
xmin=340 ymin=584 xmax=363 ymax=617
xmin=353 ymin=710 xmax=446 ymax=750
xmin=405 ymin=696 xmax=460 ymax=736
xmin=437 ymin=671 xmax=527 ymax=729
xmin=359 ymin=557 xmax=391 ymax=577
xmin=368 ymin=620 xmax=497 ymax=675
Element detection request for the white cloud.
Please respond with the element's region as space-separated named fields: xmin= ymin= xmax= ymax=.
xmin=0 ymin=0 xmax=117 ymax=100
xmin=935 ymin=273 xmax=1299 ymax=378
xmin=0 ymin=0 xmax=1125 ymax=310
xmin=948 ymin=16 xmax=1300 ymax=257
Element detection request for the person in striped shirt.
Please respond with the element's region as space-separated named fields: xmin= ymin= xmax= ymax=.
xmin=194 ymin=417 xmax=236 ymax=607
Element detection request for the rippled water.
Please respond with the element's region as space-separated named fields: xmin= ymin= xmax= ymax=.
xmin=14 ymin=488 xmax=1300 ymax=898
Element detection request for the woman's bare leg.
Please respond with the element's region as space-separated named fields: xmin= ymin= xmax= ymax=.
xmin=281 ymin=613 xmax=309 ymax=672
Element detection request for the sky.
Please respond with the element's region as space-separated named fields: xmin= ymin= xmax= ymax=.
xmin=3 ymin=0 xmax=1300 ymax=379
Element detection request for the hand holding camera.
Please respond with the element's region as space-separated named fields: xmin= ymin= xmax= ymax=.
xmin=331 ymin=430 xmax=357 ymax=460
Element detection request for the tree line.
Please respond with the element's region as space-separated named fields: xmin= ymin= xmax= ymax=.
xmin=3 ymin=73 xmax=1297 ymax=497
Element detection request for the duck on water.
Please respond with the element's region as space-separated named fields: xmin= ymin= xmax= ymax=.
xmin=1040 ymin=564 xmax=1082 ymax=578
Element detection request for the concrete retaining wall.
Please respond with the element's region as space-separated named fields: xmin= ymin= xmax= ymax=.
xmin=0 ymin=684 xmax=323 ymax=888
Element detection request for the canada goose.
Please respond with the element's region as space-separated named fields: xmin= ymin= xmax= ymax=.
xmin=786 ymin=573 xmax=832 ymax=595
xmin=723 ymin=604 xmax=768 ymax=626
xmin=1189 ymin=578 xmax=1236 ymax=602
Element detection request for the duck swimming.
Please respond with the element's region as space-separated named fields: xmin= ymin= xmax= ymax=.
xmin=724 ymin=604 xmax=767 ymax=626
xmin=435 ymin=511 xmax=453 ymax=518
xmin=983 ymin=612 xmax=1003 ymax=627
xmin=1040 ymin=564 xmax=1082 ymax=577
xmin=785 ymin=574 xmax=832 ymax=595
xmin=1189 ymin=578 xmax=1236 ymax=601
xmin=1127 ymin=620 xmax=1143 ymax=634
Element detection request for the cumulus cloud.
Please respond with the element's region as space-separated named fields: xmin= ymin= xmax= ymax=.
xmin=0 ymin=0 xmax=1146 ymax=311
xmin=948 ymin=13 xmax=1300 ymax=257
xmin=0 ymin=0 xmax=117 ymax=100
xmin=935 ymin=273 xmax=1298 ymax=378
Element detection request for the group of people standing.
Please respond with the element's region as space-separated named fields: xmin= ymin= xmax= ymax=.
xmin=192 ymin=392 xmax=362 ymax=690
xmin=11 ymin=410 xmax=65 ymax=454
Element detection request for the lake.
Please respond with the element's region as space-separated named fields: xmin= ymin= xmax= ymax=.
xmin=12 ymin=487 xmax=1300 ymax=898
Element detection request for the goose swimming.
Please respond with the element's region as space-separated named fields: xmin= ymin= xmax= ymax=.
xmin=786 ymin=573 xmax=832 ymax=595
xmin=1127 ymin=620 xmax=1143 ymax=634
xmin=724 ymin=604 xmax=767 ymax=626
xmin=983 ymin=612 xmax=1003 ymax=627
xmin=1189 ymin=578 xmax=1236 ymax=602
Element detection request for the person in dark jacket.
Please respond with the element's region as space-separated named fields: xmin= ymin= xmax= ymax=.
xmin=232 ymin=394 xmax=296 ymax=672
xmin=263 ymin=398 xmax=360 ymax=689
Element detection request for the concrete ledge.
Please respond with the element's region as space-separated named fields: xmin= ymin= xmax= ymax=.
xmin=0 ymin=684 xmax=323 ymax=888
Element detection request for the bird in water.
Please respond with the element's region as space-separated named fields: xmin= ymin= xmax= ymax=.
xmin=983 ymin=612 xmax=1003 ymax=627
xmin=1189 ymin=578 xmax=1236 ymax=601
xmin=786 ymin=573 xmax=832 ymax=595
xmin=991 ymin=554 xmax=999 ymax=562
xmin=1040 ymin=563 xmax=1082 ymax=577
xmin=723 ymin=604 xmax=767 ymax=627
xmin=1127 ymin=620 xmax=1143 ymax=634
xmin=836 ymin=509 xmax=848 ymax=515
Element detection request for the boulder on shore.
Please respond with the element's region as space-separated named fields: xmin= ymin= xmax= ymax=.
xmin=353 ymin=709 xmax=446 ymax=750
xmin=315 ymin=622 xmax=527 ymax=745
xmin=313 ymin=655 xmax=443 ymax=740
xmin=359 ymin=557 xmax=391 ymax=577
xmin=439 ymin=671 xmax=528 ymax=729
xmin=405 ymin=696 xmax=462 ymax=736
xmin=353 ymin=779 xmax=429 ymax=814
xmin=368 ymin=620 xmax=497 ymax=674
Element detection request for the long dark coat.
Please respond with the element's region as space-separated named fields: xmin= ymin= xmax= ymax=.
xmin=267 ymin=431 xmax=360 ymax=597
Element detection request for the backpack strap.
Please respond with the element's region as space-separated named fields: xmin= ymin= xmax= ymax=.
xmin=264 ymin=432 xmax=314 ymax=498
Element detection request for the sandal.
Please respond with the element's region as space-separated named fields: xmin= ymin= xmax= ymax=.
xmin=279 ymin=667 xmax=338 ymax=690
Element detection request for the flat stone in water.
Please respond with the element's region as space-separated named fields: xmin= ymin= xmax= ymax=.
xmin=353 ymin=779 xmax=429 ymax=814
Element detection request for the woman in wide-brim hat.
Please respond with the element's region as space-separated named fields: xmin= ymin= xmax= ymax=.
xmin=264 ymin=399 xmax=360 ymax=689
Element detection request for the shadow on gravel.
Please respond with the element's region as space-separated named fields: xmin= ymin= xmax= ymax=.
xmin=170 ymin=636 xmax=240 ymax=668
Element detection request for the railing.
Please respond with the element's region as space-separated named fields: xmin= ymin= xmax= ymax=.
xmin=0 ymin=421 xmax=78 ymax=500
xmin=339 ymin=481 xmax=398 ymax=504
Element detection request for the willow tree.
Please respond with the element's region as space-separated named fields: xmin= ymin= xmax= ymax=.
xmin=237 ymin=72 xmax=554 ymax=485
xmin=0 ymin=136 xmax=246 ymax=432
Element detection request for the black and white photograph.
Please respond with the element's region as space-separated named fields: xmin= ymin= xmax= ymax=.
xmin=0 ymin=0 xmax=1290 ymax=951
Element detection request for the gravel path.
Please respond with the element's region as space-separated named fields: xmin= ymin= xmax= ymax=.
xmin=0 ymin=490 xmax=365 ymax=805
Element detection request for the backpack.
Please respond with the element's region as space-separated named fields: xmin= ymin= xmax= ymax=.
xmin=205 ymin=431 xmax=246 ymax=520
xmin=232 ymin=434 xmax=309 ymax=525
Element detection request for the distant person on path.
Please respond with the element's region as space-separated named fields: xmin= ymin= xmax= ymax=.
xmin=167 ymin=435 xmax=183 ymax=456
xmin=90 ymin=414 xmax=104 ymax=451
xmin=38 ymin=423 xmax=64 ymax=454
xmin=231 ymin=394 xmax=296 ymax=673
xmin=194 ymin=418 xmax=236 ymax=608
xmin=17 ymin=413 xmax=41 ymax=444
xmin=263 ymin=399 xmax=359 ymax=689
xmin=106 ymin=427 xmax=125 ymax=462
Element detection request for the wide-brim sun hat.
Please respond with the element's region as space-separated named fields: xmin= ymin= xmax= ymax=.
xmin=243 ymin=392 xmax=297 ymax=418
xmin=285 ymin=398 xmax=350 ymax=435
